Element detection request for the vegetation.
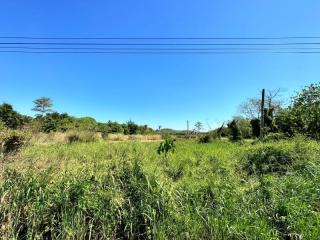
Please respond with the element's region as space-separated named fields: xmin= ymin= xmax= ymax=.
xmin=1 ymin=82 xmax=320 ymax=239
xmin=1 ymin=138 xmax=319 ymax=239
xmin=32 ymin=97 xmax=53 ymax=117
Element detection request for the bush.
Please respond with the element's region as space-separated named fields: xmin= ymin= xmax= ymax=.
xmin=228 ymin=120 xmax=242 ymax=141
xmin=0 ymin=130 xmax=30 ymax=156
xmin=244 ymin=146 xmax=295 ymax=175
xmin=198 ymin=134 xmax=213 ymax=143
xmin=67 ymin=131 xmax=100 ymax=143
xmin=157 ymin=136 xmax=176 ymax=160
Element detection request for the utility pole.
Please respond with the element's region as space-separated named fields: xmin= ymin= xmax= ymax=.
xmin=260 ymin=89 xmax=265 ymax=140
xmin=187 ymin=120 xmax=189 ymax=138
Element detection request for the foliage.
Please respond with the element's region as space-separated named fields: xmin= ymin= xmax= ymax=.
xmin=126 ymin=120 xmax=139 ymax=135
xmin=227 ymin=120 xmax=242 ymax=141
xmin=198 ymin=134 xmax=213 ymax=143
xmin=32 ymin=97 xmax=53 ymax=117
xmin=157 ymin=136 xmax=176 ymax=159
xmin=233 ymin=116 xmax=252 ymax=138
xmin=290 ymin=83 xmax=320 ymax=139
xmin=74 ymin=117 xmax=98 ymax=131
xmin=0 ymin=120 xmax=4 ymax=130
xmin=244 ymin=146 xmax=295 ymax=175
xmin=0 ymin=103 xmax=25 ymax=129
xmin=41 ymin=112 xmax=73 ymax=133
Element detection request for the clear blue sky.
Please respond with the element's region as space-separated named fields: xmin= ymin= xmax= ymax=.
xmin=0 ymin=1 xmax=319 ymax=130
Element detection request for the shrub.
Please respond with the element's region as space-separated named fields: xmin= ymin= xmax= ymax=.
xmin=67 ymin=131 xmax=100 ymax=143
xmin=198 ymin=134 xmax=213 ymax=143
xmin=244 ymin=146 xmax=295 ymax=175
xmin=227 ymin=120 xmax=242 ymax=141
xmin=157 ymin=136 xmax=176 ymax=160
xmin=0 ymin=130 xmax=30 ymax=156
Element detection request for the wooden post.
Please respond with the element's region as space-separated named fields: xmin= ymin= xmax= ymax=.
xmin=260 ymin=89 xmax=265 ymax=139
xmin=187 ymin=120 xmax=189 ymax=138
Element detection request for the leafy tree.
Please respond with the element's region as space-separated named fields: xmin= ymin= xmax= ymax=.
xmin=74 ymin=117 xmax=97 ymax=131
xmin=233 ymin=116 xmax=252 ymax=138
xmin=250 ymin=119 xmax=260 ymax=138
xmin=41 ymin=112 xmax=73 ymax=132
xmin=290 ymin=83 xmax=320 ymax=138
xmin=106 ymin=121 xmax=124 ymax=133
xmin=126 ymin=120 xmax=138 ymax=135
xmin=276 ymin=109 xmax=296 ymax=137
xmin=157 ymin=136 xmax=176 ymax=161
xmin=0 ymin=103 xmax=24 ymax=129
xmin=227 ymin=120 xmax=242 ymax=141
xmin=32 ymin=97 xmax=53 ymax=117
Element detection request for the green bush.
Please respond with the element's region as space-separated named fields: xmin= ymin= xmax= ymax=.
xmin=244 ymin=146 xmax=295 ymax=175
xmin=157 ymin=136 xmax=176 ymax=160
xmin=198 ymin=134 xmax=213 ymax=143
xmin=228 ymin=120 xmax=242 ymax=141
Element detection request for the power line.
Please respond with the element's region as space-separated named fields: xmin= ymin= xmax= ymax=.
xmin=1 ymin=50 xmax=320 ymax=54
xmin=1 ymin=42 xmax=320 ymax=46
xmin=1 ymin=36 xmax=320 ymax=54
xmin=1 ymin=47 xmax=320 ymax=51
xmin=1 ymin=36 xmax=320 ymax=40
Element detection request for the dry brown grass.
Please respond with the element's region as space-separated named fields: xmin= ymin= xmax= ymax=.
xmin=107 ymin=134 xmax=161 ymax=142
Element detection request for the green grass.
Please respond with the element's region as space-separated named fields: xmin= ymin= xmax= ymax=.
xmin=1 ymin=138 xmax=320 ymax=239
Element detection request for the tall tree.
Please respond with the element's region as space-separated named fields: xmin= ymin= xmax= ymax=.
xmin=32 ymin=97 xmax=53 ymax=117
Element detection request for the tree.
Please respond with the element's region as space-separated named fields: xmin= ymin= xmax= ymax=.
xmin=194 ymin=122 xmax=203 ymax=133
xmin=0 ymin=103 xmax=24 ymax=129
xmin=290 ymin=83 xmax=320 ymax=138
xmin=32 ymin=97 xmax=53 ymax=117
xmin=233 ymin=116 xmax=252 ymax=138
xmin=227 ymin=120 xmax=242 ymax=141
xmin=238 ymin=89 xmax=284 ymax=119
xmin=250 ymin=119 xmax=260 ymax=138
xmin=126 ymin=120 xmax=138 ymax=135
xmin=157 ymin=136 xmax=176 ymax=161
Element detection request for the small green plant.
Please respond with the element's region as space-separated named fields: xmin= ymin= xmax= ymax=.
xmin=157 ymin=136 xmax=176 ymax=160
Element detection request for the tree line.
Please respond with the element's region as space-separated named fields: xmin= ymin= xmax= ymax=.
xmin=0 ymin=97 xmax=154 ymax=135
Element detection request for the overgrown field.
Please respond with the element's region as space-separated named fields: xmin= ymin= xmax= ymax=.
xmin=0 ymin=138 xmax=320 ymax=239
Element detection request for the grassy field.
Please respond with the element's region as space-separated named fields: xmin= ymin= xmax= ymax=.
xmin=1 ymin=138 xmax=320 ymax=239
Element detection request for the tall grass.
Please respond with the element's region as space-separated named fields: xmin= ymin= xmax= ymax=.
xmin=0 ymin=138 xmax=319 ymax=239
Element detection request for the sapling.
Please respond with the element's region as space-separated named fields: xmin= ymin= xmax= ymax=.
xmin=157 ymin=136 xmax=176 ymax=163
